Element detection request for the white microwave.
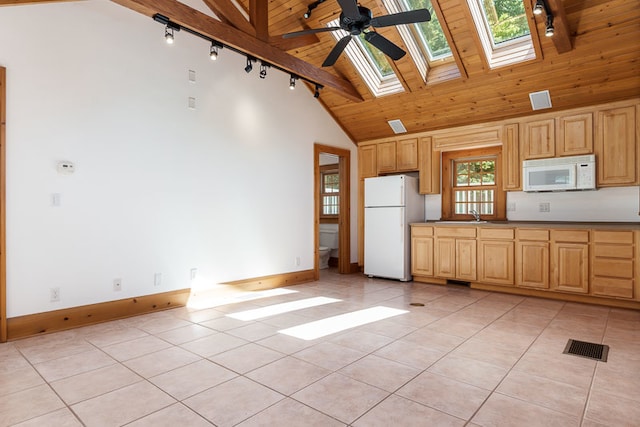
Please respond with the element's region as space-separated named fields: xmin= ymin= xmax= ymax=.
xmin=523 ymin=154 xmax=596 ymax=192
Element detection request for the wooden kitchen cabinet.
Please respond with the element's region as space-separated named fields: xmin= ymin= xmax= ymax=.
xmin=521 ymin=118 xmax=555 ymax=160
xmin=434 ymin=227 xmax=477 ymax=281
xmin=556 ymin=113 xmax=593 ymax=156
xmin=419 ymin=136 xmax=440 ymax=194
xmin=358 ymin=145 xmax=377 ymax=178
xmin=516 ymin=229 xmax=550 ymax=290
xmin=397 ymin=138 xmax=419 ymax=171
xmin=411 ymin=226 xmax=434 ymax=277
xmin=478 ymin=228 xmax=515 ymax=286
xmin=591 ymin=230 xmax=636 ymax=299
xmin=377 ymin=141 xmax=397 ymax=173
xmin=502 ymin=124 xmax=520 ymax=191
xmin=551 ymin=230 xmax=589 ymax=294
xmin=595 ymin=105 xmax=638 ymax=186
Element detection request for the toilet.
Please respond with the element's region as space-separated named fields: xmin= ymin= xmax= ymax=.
xmin=319 ymin=229 xmax=339 ymax=269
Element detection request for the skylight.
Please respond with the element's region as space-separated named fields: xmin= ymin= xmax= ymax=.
xmin=467 ymin=0 xmax=535 ymax=68
xmin=382 ymin=0 xmax=459 ymax=83
xmin=327 ymin=19 xmax=404 ymax=97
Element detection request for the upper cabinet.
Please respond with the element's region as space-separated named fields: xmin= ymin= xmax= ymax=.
xmin=376 ymin=141 xmax=397 ymax=173
xmin=502 ymin=124 xmax=520 ymax=191
xmin=595 ymin=105 xmax=638 ymax=186
xmin=521 ymin=118 xmax=555 ymax=160
xmin=557 ymin=112 xmax=593 ymax=156
xmin=358 ymin=144 xmax=377 ymax=178
xmin=418 ymin=137 xmax=440 ymax=195
xmin=396 ymin=138 xmax=419 ymax=171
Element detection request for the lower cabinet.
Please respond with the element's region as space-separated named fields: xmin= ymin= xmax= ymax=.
xmin=411 ymin=226 xmax=434 ymax=277
xmin=591 ymin=230 xmax=635 ymax=299
xmin=550 ymin=230 xmax=590 ymax=294
xmin=434 ymin=227 xmax=477 ymax=281
xmin=516 ymin=229 xmax=550 ymax=289
xmin=478 ymin=228 xmax=515 ymax=286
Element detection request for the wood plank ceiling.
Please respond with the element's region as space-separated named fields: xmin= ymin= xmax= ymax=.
xmin=5 ymin=0 xmax=640 ymax=142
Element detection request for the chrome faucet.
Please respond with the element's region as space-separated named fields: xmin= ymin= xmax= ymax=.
xmin=470 ymin=209 xmax=481 ymax=222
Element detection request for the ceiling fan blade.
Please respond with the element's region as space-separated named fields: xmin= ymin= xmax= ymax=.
xmin=370 ymin=9 xmax=431 ymax=28
xmin=282 ymin=27 xmax=341 ymax=39
xmin=364 ymin=32 xmax=406 ymax=61
xmin=337 ymin=0 xmax=360 ymax=19
xmin=322 ymin=35 xmax=352 ymax=67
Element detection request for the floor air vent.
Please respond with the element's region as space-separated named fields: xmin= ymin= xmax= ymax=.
xmin=563 ymin=339 xmax=609 ymax=362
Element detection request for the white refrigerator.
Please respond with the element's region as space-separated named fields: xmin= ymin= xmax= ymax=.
xmin=364 ymin=175 xmax=425 ymax=281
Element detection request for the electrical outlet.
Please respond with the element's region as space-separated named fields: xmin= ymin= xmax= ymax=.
xmin=190 ymin=268 xmax=198 ymax=281
xmin=539 ymin=202 xmax=550 ymax=213
xmin=295 ymin=256 xmax=301 ymax=267
xmin=50 ymin=287 xmax=60 ymax=302
xmin=113 ymin=278 xmax=122 ymax=292
xmin=154 ymin=273 xmax=162 ymax=287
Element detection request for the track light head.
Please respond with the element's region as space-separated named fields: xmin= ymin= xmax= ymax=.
xmin=245 ymin=57 xmax=254 ymax=73
xmin=289 ymin=75 xmax=297 ymax=90
xmin=259 ymin=62 xmax=269 ymax=79
xmin=314 ymin=84 xmax=321 ymax=98
xmin=545 ymin=14 xmax=555 ymax=37
xmin=209 ymin=43 xmax=218 ymax=60
xmin=164 ymin=26 xmax=174 ymax=44
xmin=533 ymin=0 xmax=545 ymax=16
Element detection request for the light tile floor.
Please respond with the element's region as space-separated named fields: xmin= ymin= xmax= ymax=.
xmin=1 ymin=270 xmax=639 ymax=426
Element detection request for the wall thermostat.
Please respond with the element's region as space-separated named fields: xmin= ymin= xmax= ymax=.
xmin=57 ymin=161 xmax=75 ymax=175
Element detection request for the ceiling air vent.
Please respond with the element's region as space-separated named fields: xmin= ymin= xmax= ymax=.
xmin=388 ymin=119 xmax=407 ymax=134
xmin=529 ymin=90 xmax=552 ymax=110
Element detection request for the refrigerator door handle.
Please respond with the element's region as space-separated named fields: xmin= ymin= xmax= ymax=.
xmin=400 ymin=184 xmax=404 ymax=206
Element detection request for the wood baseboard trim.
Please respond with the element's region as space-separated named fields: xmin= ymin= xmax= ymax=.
xmin=349 ymin=263 xmax=361 ymax=274
xmin=6 ymin=288 xmax=190 ymax=341
xmin=222 ymin=269 xmax=316 ymax=292
xmin=471 ymin=283 xmax=640 ymax=310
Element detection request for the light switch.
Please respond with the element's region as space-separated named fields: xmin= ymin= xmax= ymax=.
xmin=52 ymin=193 xmax=61 ymax=207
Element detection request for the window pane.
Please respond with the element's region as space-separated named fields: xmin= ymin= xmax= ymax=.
xmin=479 ymin=0 xmax=530 ymax=45
xmin=356 ymin=34 xmax=395 ymax=77
xmin=403 ymin=0 xmax=453 ymax=60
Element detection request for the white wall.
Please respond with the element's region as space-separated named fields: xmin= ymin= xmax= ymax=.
xmin=425 ymin=187 xmax=640 ymax=222
xmin=0 ymin=0 xmax=357 ymax=317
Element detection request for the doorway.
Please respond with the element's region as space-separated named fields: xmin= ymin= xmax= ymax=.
xmin=314 ymin=144 xmax=351 ymax=279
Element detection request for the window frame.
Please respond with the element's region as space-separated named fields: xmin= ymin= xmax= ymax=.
xmin=320 ymin=164 xmax=340 ymax=220
xmin=466 ymin=0 xmax=536 ymax=69
xmin=441 ymin=146 xmax=506 ymax=221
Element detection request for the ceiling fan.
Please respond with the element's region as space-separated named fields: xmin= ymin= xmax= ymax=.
xmin=282 ymin=0 xmax=431 ymax=67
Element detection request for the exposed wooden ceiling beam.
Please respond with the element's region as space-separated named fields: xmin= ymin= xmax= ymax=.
xmin=269 ymin=33 xmax=321 ymax=51
xmin=249 ymin=0 xmax=269 ymax=41
xmin=545 ymin=0 xmax=572 ymax=53
xmin=201 ymin=0 xmax=255 ymax=36
xmin=111 ymin=0 xmax=363 ymax=102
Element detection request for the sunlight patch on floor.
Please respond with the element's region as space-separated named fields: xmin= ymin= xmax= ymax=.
xmin=278 ymin=306 xmax=409 ymax=340
xmin=187 ymin=287 xmax=298 ymax=310
xmin=226 ymin=297 xmax=342 ymax=321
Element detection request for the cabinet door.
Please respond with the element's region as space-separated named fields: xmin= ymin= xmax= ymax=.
xmin=478 ymin=240 xmax=514 ymax=286
xmin=502 ymin=124 xmax=520 ymax=190
xmin=377 ymin=141 xmax=397 ymax=174
xmin=397 ymin=138 xmax=418 ymax=171
xmin=551 ymin=242 xmax=589 ymax=293
xmin=412 ymin=236 xmax=434 ymax=277
xmin=358 ymin=145 xmax=377 ymax=178
xmin=557 ymin=113 xmax=593 ymax=156
xmin=435 ymin=237 xmax=456 ymax=278
xmin=456 ymin=239 xmax=477 ymax=281
xmin=419 ymin=137 xmax=440 ymax=194
xmin=595 ymin=105 xmax=637 ymax=186
xmin=516 ymin=241 xmax=550 ymax=289
xmin=522 ymin=118 xmax=555 ymax=159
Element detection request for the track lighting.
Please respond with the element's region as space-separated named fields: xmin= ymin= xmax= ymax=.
xmin=545 ymin=14 xmax=555 ymax=37
xmin=314 ymin=84 xmax=321 ymax=98
xmin=245 ymin=56 xmax=254 ymax=73
xmin=209 ymin=43 xmax=219 ymax=60
xmin=259 ymin=62 xmax=269 ymax=79
xmin=164 ymin=25 xmax=174 ymax=44
xmin=303 ymin=0 xmax=326 ymax=19
xmin=533 ymin=0 xmax=544 ymax=16
xmin=289 ymin=75 xmax=297 ymax=90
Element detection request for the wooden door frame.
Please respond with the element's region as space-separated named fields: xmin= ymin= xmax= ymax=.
xmin=314 ymin=144 xmax=351 ymax=279
xmin=1 ymin=67 xmax=7 ymax=342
